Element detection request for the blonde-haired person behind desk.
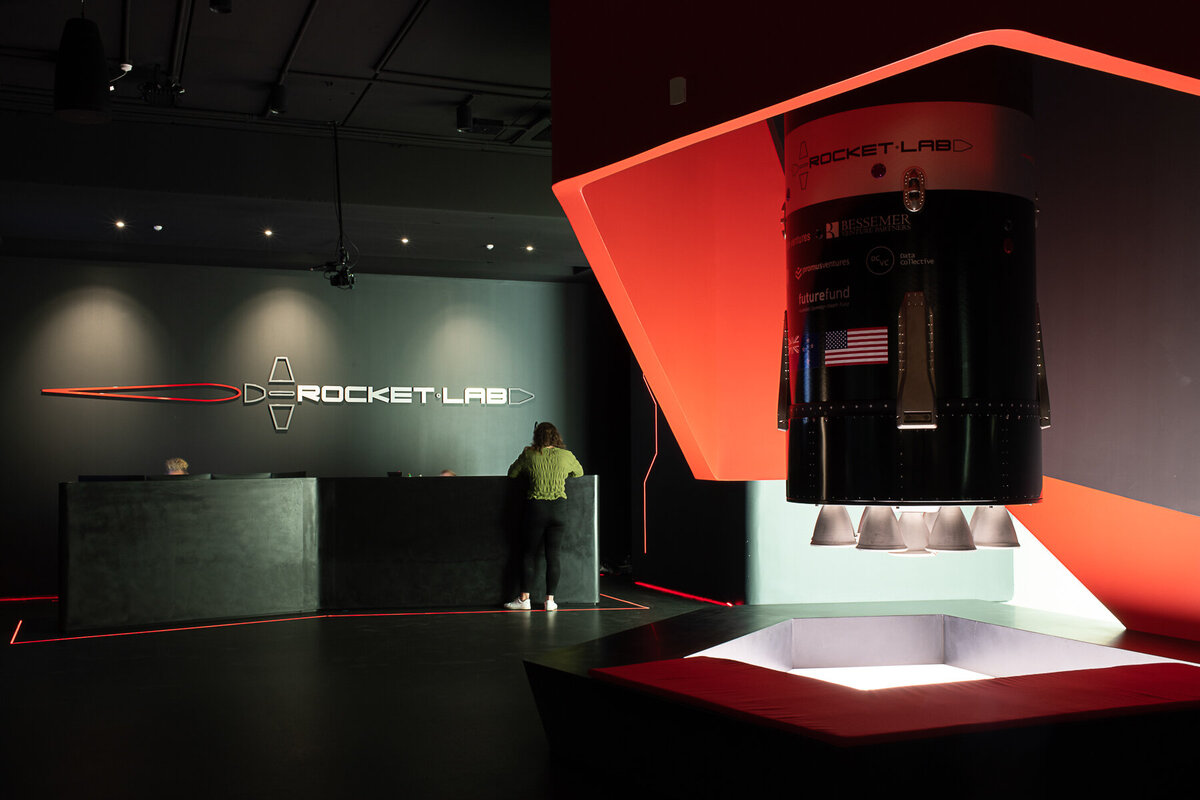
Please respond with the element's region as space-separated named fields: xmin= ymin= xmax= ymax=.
xmin=503 ymin=422 xmax=583 ymax=611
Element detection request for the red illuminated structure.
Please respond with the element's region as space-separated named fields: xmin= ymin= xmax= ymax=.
xmin=551 ymin=5 xmax=1200 ymax=640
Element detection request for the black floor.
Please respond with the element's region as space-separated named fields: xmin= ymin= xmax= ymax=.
xmin=0 ymin=578 xmax=704 ymax=799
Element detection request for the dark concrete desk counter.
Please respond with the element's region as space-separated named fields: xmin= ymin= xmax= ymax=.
xmin=60 ymin=476 xmax=598 ymax=631
xmin=318 ymin=476 xmax=598 ymax=610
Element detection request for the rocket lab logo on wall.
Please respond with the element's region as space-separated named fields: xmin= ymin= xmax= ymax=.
xmin=242 ymin=357 xmax=536 ymax=432
xmin=42 ymin=356 xmax=536 ymax=434
xmin=790 ymin=141 xmax=811 ymax=191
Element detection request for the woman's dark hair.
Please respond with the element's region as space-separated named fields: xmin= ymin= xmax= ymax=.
xmin=531 ymin=421 xmax=564 ymax=451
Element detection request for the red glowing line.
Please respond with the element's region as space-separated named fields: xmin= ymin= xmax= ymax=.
xmin=600 ymin=592 xmax=650 ymax=610
xmin=11 ymin=614 xmax=327 ymax=644
xmin=642 ymin=374 xmax=659 ymax=555
xmin=41 ymin=383 xmax=242 ymax=403
xmin=634 ymin=581 xmax=735 ymax=607
xmin=8 ymin=594 xmax=651 ymax=645
xmin=0 ymin=595 xmax=58 ymax=602
xmin=333 ymin=606 xmax=639 ymax=618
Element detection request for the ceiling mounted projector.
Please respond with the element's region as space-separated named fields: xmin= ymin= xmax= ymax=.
xmin=323 ymin=256 xmax=355 ymax=290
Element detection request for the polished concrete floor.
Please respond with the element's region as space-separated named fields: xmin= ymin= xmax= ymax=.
xmin=0 ymin=578 xmax=704 ymax=799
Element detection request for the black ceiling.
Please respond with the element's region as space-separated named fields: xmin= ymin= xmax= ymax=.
xmin=0 ymin=0 xmax=588 ymax=282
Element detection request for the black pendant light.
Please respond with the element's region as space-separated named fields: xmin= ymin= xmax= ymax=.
xmin=54 ymin=9 xmax=111 ymax=124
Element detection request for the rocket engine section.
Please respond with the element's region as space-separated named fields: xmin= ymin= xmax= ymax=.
xmin=783 ymin=55 xmax=1048 ymax=505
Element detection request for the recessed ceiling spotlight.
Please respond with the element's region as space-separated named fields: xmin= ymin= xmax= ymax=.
xmin=525 ymin=244 xmax=535 ymax=252
xmin=263 ymin=229 xmax=273 ymax=237
xmin=153 ymin=225 xmax=163 ymax=231
xmin=400 ymin=237 xmax=410 ymax=245
xmin=114 ymin=220 xmax=125 ymax=229
xmin=485 ymin=243 xmax=494 ymax=250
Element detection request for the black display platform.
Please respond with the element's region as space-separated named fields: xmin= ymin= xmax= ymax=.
xmin=523 ymin=601 xmax=1200 ymax=796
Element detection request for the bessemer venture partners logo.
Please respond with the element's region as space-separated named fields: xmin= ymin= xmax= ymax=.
xmin=42 ymin=356 xmax=535 ymax=433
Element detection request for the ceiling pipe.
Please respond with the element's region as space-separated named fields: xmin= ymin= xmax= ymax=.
xmin=340 ymin=0 xmax=432 ymax=127
xmin=168 ymin=0 xmax=194 ymax=87
xmin=263 ymin=0 xmax=320 ymax=118
xmin=509 ymin=114 xmax=551 ymax=145
xmin=290 ymin=68 xmax=549 ymax=101
xmin=371 ymin=0 xmax=431 ymax=75
xmin=121 ymin=0 xmax=131 ymax=68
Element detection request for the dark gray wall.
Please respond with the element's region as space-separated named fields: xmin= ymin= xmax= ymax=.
xmin=1034 ymin=60 xmax=1200 ymax=514
xmin=1 ymin=257 xmax=613 ymax=594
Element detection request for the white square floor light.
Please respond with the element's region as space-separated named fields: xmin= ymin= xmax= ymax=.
xmin=788 ymin=663 xmax=992 ymax=690
xmin=689 ymin=615 xmax=1177 ymax=690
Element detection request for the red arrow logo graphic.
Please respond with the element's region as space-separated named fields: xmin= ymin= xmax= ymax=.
xmin=41 ymin=383 xmax=242 ymax=403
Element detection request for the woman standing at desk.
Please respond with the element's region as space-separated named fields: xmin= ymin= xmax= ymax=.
xmin=504 ymin=422 xmax=584 ymax=611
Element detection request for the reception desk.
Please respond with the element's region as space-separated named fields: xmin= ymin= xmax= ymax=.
xmin=60 ymin=476 xmax=598 ymax=631
xmin=320 ymin=477 xmax=598 ymax=610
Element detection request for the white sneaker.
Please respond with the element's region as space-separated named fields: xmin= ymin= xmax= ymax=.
xmin=504 ymin=597 xmax=530 ymax=610
xmin=544 ymin=599 xmax=558 ymax=611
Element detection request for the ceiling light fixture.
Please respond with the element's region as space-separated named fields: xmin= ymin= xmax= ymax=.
xmin=455 ymin=96 xmax=505 ymax=135
xmin=153 ymin=225 xmax=163 ymax=231
xmin=400 ymin=237 xmax=409 ymax=245
xmin=53 ymin=6 xmax=111 ymax=123
xmin=456 ymin=100 xmax=473 ymax=133
xmin=525 ymin=244 xmax=535 ymax=252
xmin=267 ymin=84 xmax=287 ymax=116
xmin=485 ymin=243 xmax=495 ymax=250
xmin=114 ymin=220 xmax=125 ymax=229
xmin=263 ymin=229 xmax=273 ymax=237
xmin=109 ymin=62 xmax=132 ymax=93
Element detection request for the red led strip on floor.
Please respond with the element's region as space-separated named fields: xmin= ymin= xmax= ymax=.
xmin=600 ymin=591 xmax=649 ymax=610
xmin=7 ymin=592 xmax=650 ymax=645
xmin=634 ymin=581 xmax=737 ymax=607
xmin=0 ymin=595 xmax=58 ymax=603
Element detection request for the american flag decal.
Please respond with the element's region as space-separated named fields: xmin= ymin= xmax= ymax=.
xmin=824 ymin=327 xmax=888 ymax=366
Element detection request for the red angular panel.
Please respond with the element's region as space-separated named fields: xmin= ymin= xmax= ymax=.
xmin=554 ymin=30 xmax=1200 ymax=482
xmin=1010 ymin=478 xmax=1200 ymax=642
